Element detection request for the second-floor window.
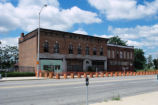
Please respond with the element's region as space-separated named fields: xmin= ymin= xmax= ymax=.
xmin=54 ymin=41 xmax=59 ymax=53
xmin=120 ymin=51 xmax=123 ymax=59
xmin=112 ymin=50 xmax=115 ymax=58
xmin=78 ymin=45 xmax=82 ymax=54
xmin=108 ymin=50 xmax=110 ymax=58
xmin=100 ymin=48 xmax=103 ymax=56
xmin=124 ymin=51 xmax=126 ymax=59
xmin=86 ymin=46 xmax=89 ymax=55
xmin=93 ymin=47 xmax=97 ymax=55
xmin=43 ymin=41 xmax=49 ymax=52
xmin=69 ymin=44 xmax=73 ymax=54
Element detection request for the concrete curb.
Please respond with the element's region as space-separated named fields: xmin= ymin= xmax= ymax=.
xmin=0 ymin=77 xmax=45 ymax=82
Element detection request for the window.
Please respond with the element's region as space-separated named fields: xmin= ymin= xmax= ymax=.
xmin=130 ymin=52 xmax=133 ymax=59
xmin=54 ymin=41 xmax=59 ymax=53
xmin=100 ymin=48 xmax=103 ymax=56
xmin=124 ymin=51 xmax=126 ymax=59
xmin=93 ymin=47 xmax=97 ymax=55
xmin=127 ymin=52 xmax=129 ymax=59
xmin=86 ymin=46 xmax=89 ymax=55
xmin=69 ymin=44 xmax=73 ymax=54
xmin=112 ymin=50 xmax=115 ymax=58
xmin=77 ymin=45 xmax=82 ymax=54
xmin=108 ymin=50 xmax=110 ymax=58
xmin=120 ymin=51 xmax=123 ymax=59
xmin=43 ymin=41 xmax=49 ymax=52
xmin=43 ymin=65 xmax=54 ymax=71
xmin=55 ymin=65 xmax=60 ymax=70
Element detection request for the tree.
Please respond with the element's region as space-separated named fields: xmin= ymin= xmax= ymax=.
xmin=146 ymin=55 xmax=153 ymax=69
xmin=108 ymin=36 xmax=127 ymax=46
xmin=0 ymin=45 xmax=18 ymax=69
xmin=134 ymin=48 xmax=146 ymax=70
xmin=153 ymin=58 xmax=158 ymax=69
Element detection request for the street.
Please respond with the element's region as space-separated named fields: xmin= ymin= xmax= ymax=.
xmin=0 ymin=75 xmax=158 ymax=105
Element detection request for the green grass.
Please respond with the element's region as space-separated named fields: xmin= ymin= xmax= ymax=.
xmin=0 ymin=72 xmax=35 ymax=77
xmin=136 ymin=69 xmax=157 ymax=72
xmin=104 ymin=98 xmax=108 ymax=102
xmin=112 ymin=94 xmax=121 ymax=101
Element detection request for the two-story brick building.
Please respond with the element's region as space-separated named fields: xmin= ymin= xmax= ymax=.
xmin=107 ymin=44 xmax=134 ymax=72
xmin=19 ymin=28 xmax=134 ymax=73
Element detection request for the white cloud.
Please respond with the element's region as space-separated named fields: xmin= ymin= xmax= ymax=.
xmin=88 ymin=0 xmax=158 ymax=20
xmin=94 ymin=34 xmax=113 ymax=39
xmin=108 ymin=24 xmax=158 ymax=49
xmin=0 ymin=0 xmax=101 ymax=33
xmin=0 ymin=37 xmax=18 ymax=46
xmin=73 ymin=28 xmax=88 ymax=35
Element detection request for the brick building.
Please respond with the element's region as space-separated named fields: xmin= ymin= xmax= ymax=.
xmin=19 ymin=28 xmax=134 ymax=73
xmin=107 ymin=44 xmax=134 ymax=72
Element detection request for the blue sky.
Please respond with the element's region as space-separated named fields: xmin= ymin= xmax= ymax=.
xmin=0 ymin=0 xmax=158 ymax=58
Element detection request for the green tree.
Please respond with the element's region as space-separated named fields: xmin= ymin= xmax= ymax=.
xmin=146 ymin=55 xmax=153 ymax=69
xmin=134 ymin=48 xmax=146 ymax=70
xmin=108 ymin=36 xmax=127 ymax=46
xmin=153 ymin=58 xmax=158 ymax=69
xmin=0 ymin=45 xmax=18 ymax=69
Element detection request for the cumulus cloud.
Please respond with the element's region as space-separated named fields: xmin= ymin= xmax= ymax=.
xmin=88 ymin=0 xmax=158 ymax=20
xmin=94 ymin=34 xmax=113 ymax=39
xmin=73 ymin=28 xmax=88 ymax=35
xmin=0 ymin=0 xmax=101 ymax=33
xmin=0 ymin=37 xmax=18 ymax=46
xmin=107 ymin=24 xmax=158 ymax=49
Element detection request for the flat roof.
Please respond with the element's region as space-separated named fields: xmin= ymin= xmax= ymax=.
xmin=107 ymin=44 xmax=134 ymax=49
xmin=23 ymin=28 xmax=109 ymax=41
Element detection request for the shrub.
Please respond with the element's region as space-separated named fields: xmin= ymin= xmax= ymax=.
xmin=0 ymin=72 xmax=35 ymax=77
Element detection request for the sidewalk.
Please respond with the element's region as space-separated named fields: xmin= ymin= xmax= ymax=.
xmin=90 ymin=91 xmax=158 ymax=105
xmin=0 ymin=77 xmax=44 ymax=82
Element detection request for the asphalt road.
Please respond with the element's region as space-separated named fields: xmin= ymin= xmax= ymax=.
xmin=0 ymin=75 xmax=158 ymax=105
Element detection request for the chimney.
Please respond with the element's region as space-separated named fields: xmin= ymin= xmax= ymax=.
xmin=21 ymin=33 xmax=24 ymax=37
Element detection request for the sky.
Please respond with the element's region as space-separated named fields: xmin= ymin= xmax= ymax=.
xmin=0 ymin=0 xmax=158 ymax=58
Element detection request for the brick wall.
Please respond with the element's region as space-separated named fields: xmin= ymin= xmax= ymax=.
xmin=107 ymin=44 xmax=134 ymax=71
xmin=39 ymin=30 xmax=108 ymax=56
xmin=19 ymin=31 xmax=37 ymax=72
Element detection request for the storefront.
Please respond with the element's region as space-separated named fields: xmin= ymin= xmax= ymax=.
xmin=40 ymin=59 xmax=63 ymax=73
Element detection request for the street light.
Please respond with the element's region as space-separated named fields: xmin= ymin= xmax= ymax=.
xmin=37 ymin=4 xmax=47 ymax=77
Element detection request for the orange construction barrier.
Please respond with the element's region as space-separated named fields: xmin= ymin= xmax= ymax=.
xmin=133 ymin=72 xmax=136 ymax=76
xmin=130 ymin=72 xmax=133 ymax=76
xmin=101 ymin=73 xmax=104 ymax=77
xmin=64 ymin=73 xmax=67 ymax=79
xmin=39 ymin=71 xmax=42 ymax=77
xmin=105 ymin=72 xmax=109 ymax=77
xmin=126 ymin=72 xmax=129 ymax=76
xmin=114 ymin=72 xmax=118 ymax=76
xmin=95 ymin=72 xmax=99 ymax=77
xmin=118 ymin=72 xmax=122 ymax=76
xmin=44 ymin=71 xmax=48 ymax=78
xmin=49 ymin=72 xmax=53 ymax=78
xmin=123 ymin=72 xmax=126 ymax=76
xmin=56 ymin=74 xmax=60 ymax=79
xmin=84 ymin=73 xmax=87 ymax=78
xmin=77 ymin=73 xmax=81 ymax=78
xmin=90 ymin=73 xmax=93 ymax=78
xmin=71 ymin=73 xmax=74 ymax=79
xmin=110 ymin=72 xmax=113 ymax=77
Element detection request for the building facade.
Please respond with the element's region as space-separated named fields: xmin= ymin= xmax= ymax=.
xmin=19 ymin=28 xmax=134 ymax=73
xmin=107 ymin=44 xmax=134 ymax=72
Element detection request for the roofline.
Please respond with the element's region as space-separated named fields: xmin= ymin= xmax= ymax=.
xmin=22 ymin=28 xmax=109 ymax=41
xmin=107 ymin=44 xmax=134 ymax=49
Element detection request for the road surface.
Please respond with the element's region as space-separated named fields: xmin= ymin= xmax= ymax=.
xmin=0 ymin=75 xmax=158 ymax=105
